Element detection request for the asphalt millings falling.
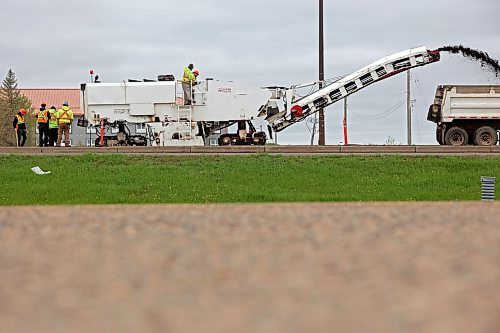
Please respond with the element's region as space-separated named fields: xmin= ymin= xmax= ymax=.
xmin=439 ymin=45 xmax=500 ymax=77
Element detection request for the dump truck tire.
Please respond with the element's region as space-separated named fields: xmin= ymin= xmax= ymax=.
xmin=445 ymin=127 xmax=468 ymax=146
xmin=473 ymin=126 xmax=498 ymax=146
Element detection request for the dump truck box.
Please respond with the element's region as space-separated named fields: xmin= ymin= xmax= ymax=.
xmin=428 ymin=85 xmax=500 ymax=123
xmin=428 ymin=85 xmax=500 ymax=146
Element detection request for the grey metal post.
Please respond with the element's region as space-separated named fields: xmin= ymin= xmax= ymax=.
xmin=407 ymin=70 xmax=412 ymax=145
xmin=311 ymin=114 xmax=318 ymax=146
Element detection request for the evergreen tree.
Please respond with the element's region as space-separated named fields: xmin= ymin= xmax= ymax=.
xmin=0 ymin=69 xmax=32 ymax=146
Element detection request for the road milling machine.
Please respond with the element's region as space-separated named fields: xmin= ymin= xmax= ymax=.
xmin=79 ymin=77 xmax=269 ymax=146
xmin=79 ymin=47 xmax=442 ymax=146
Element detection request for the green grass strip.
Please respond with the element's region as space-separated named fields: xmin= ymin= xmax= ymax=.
xmin=0 ymin=154 xmax=498 ymax=205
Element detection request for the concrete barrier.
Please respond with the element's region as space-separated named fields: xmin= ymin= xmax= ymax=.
xmin=40 ymin=147 xmax=119 ymax=154
xmin=415 ymin=145 xmax=493 ymax=154
xmin=0 ymin=147 xmax=42 ymax=154
xmin=0 ymin=145 xmax=499 ymax=155
xmin=265 ymin=145 xmax=342 ymax=154
xmin=490 ymin=146 xmax=500 ymax=154
xmin=191 ymin=146 xmax=266 ymax=154
xmin=341 ymin=145 xmax=416 ymax=154
xmin=116 ymin=146 xmax=191 ymax=154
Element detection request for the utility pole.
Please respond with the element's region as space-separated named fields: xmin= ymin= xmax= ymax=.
xmin=343 ymin=97 xmax=348 ymax=145
xmin=318 ymin=0 xmax=326 ymax=146
xmin=310 ymin=114 xmax=318 ymax=145
xmin=407 ymin=70 xmax=412 ymax=145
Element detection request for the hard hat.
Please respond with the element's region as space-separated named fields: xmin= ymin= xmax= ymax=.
xmin=63 ymin=101 xmax=69 ymax=106
xmin=193 ymin=70 xmax=199 ymax=75
xmin=41 ymin=102 xmax=47 ymax=106
xmin=19 ymin=109 xmax=27 ymax=114
xmin=50 ymin=105 xmax=56 ymax=109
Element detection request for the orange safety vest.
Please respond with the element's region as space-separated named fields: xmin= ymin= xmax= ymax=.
xmin=16 ymin=114 xmax=25 ymax=123
xmin=37 ymin=110 xmax=49 ymax=123
xmin=15 ymin=114 xmax=25 ymax=129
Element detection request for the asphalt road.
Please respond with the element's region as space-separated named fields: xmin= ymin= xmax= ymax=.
xmin=1 ymin=203 xmax=499 ymax=333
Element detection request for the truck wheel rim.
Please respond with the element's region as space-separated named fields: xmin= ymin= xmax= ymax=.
xmin=479 ymin=133 xmax=493 ymax=145
xmin=450 ymin=132 xmax=465 ymax=145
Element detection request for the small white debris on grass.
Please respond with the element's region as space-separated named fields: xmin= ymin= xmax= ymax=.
xmin=31 ymin=166 xmax=51 ymax=175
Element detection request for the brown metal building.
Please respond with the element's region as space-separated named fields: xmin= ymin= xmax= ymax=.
xmin=19 ymin=89 xmax=81 ymax=115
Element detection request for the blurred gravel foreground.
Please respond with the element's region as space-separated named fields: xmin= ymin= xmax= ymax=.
xmin=1 ymin=203 xmax=499 ymax=333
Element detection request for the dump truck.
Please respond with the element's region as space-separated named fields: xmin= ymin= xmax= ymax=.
xmin=428 ymin=85 xmax=500 ymax=146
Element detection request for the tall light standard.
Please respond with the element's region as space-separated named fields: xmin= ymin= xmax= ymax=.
xmin=318 ymin=0 xmax=326 ymax=146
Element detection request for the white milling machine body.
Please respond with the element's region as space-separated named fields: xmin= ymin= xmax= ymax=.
xmin=80 ymin=78 xmax=269 ymax=146
xmin=259 ymin=47 xmax=441 ymax=132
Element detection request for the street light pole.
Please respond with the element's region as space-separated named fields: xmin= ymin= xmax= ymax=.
xmin=318 ymin=0 xmax=326 ymax=146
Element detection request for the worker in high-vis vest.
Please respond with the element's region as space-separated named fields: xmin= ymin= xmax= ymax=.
xmin=182 ymin=63 xmax=195 ymax=105
xmin=48 ymin=106 xmax=58 ymax=147
xmin=36 ymin=103 xmax=50 ymax=147
xmin=56 ymin=101 xmax=74 ymax=147
xmin=12 ymin=109 xmax=28 ymax=147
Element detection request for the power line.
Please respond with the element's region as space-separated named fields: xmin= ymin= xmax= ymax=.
xmin=349 ymin=98 xmax=406 ymax=119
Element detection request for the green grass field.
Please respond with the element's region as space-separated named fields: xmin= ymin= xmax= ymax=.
xmin=0 ymin=154 xmax=498 ymax=205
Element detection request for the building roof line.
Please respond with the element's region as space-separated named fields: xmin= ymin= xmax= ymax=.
xmin=18 ymin=88 xmax=80 ymax=91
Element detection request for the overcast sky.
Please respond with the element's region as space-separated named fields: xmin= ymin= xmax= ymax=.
xmin=2 ymin=0 xmax=499 ymax=144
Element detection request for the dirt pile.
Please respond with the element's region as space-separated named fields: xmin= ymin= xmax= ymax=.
xmin=439 ymin=45 xmax=500 ymax=76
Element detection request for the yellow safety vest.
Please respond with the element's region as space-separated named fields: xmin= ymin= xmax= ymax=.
xmin=57 ymin=107 xmax=74 ymax=124
xmin=49 ymin=109 xmax=58 ymax=129
xmin=183 ymin=67 xmax=195 ymax=83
